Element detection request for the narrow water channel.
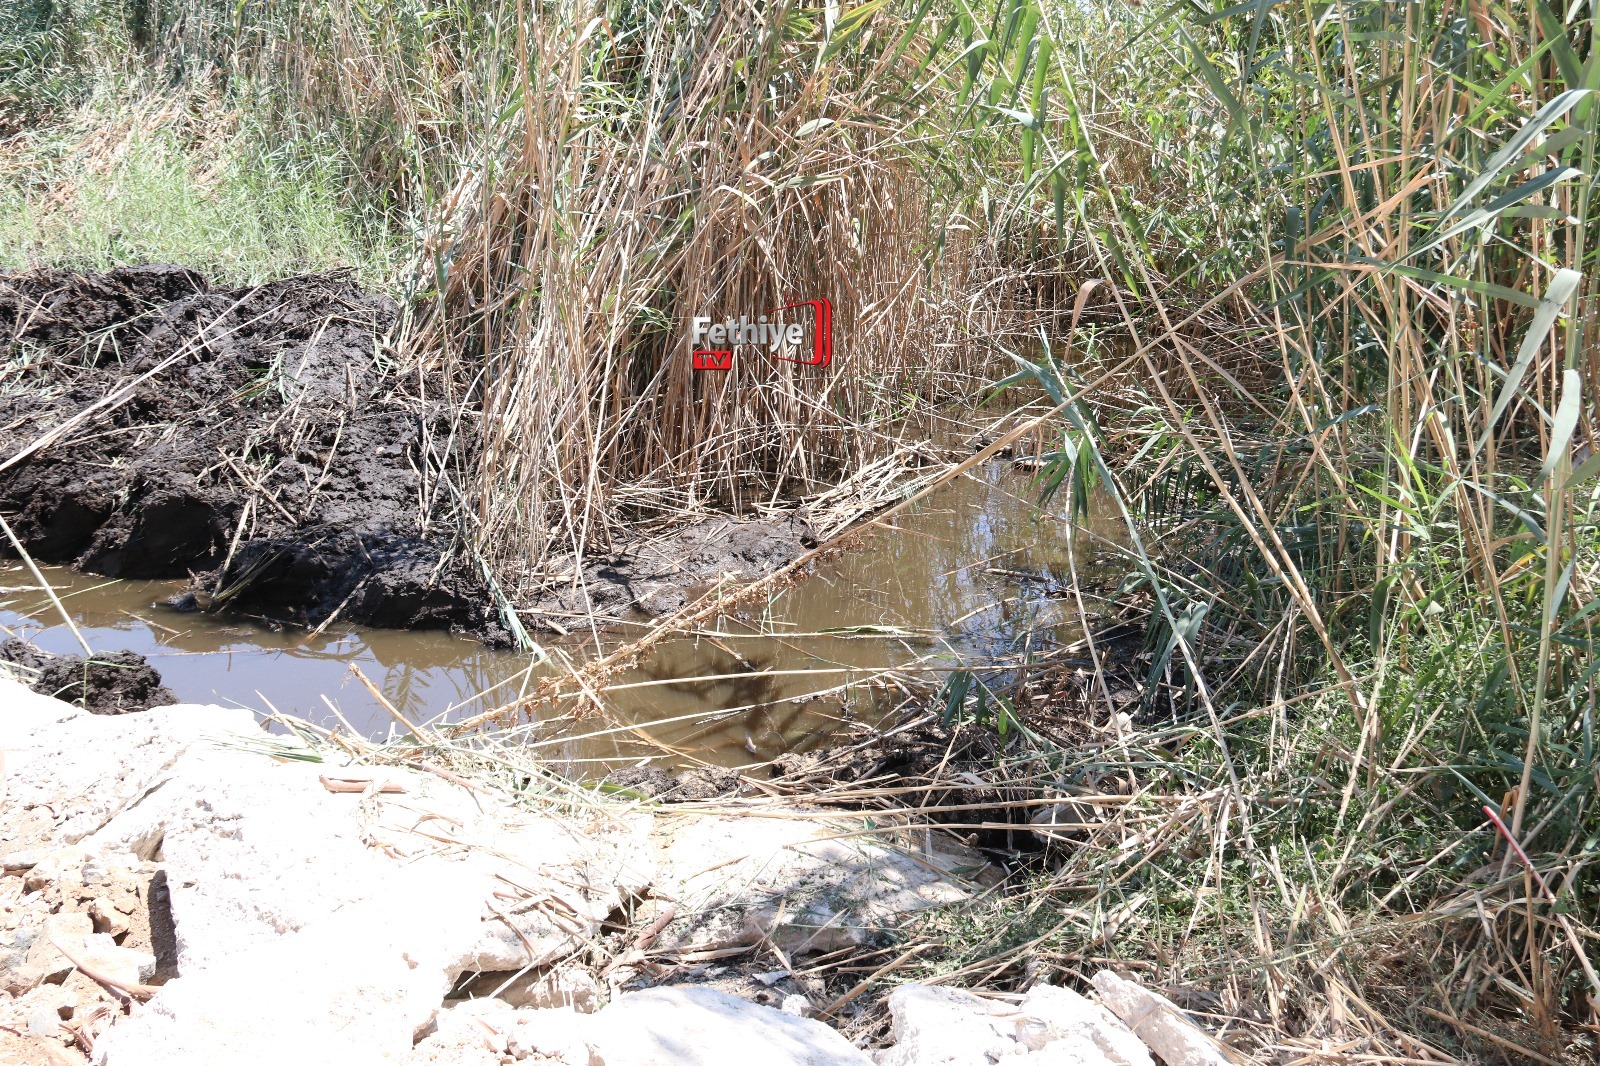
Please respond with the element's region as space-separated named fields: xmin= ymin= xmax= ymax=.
xmin=0 ymin=460 xmax=1125 ymax=767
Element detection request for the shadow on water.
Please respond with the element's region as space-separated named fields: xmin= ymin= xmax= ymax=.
xmin=0 ymin=459 xmax=1126 ymax=768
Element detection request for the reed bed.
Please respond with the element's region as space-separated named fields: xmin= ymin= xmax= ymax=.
xmin=3 ymin=0 xmax=1073 ymax=581
xmin=817 ymin=1 xmax=1600 ymax=1059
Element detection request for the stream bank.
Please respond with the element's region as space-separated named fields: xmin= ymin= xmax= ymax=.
xmin=3 ymin=265 xmax=1138 ymax=775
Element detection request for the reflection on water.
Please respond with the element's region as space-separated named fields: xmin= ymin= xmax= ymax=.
xmin=0 ymin=460 xmax=1125 ymax=768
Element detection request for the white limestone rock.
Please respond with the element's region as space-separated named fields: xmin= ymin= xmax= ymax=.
xmin=80 ymin=735 xmax=627 ymax=975
xmin=649 ymin=813 xmax=972 ymax=954
xmin=1017 ymin=985 xmax=1151 ymax=1066
xmin=587 ymin=985 xmax=872 ymax=1066
xmin=75 ymin=934 xmax=156 ymax=986
xmin=1089 ymin=972 xmax=1238 ymax=1066
xmin=93 ymin=897 xmax=467 ymax=1066
xmin=0 ymin=683 xmax=242 ymax=857
xmin=0 ymin=678 xmax=654 ymax=1066
xmin=0 ymin=676 xmax=87 ymax=739
xmin=876 ymin=986 xmax=1016 ymax=1066
xmin=87 ymin=758 xmax=648 ymax=1064
xmin=877 ymin=983 xmax=1155 ymax=1066
xmin=507 ymin=1006 xmax=596 ymax=1064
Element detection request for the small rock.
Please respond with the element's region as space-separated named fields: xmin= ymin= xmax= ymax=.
xmin=23 ymin=847 xmax=87 ymax=894
xmin=781 ymin=994 xmax=813 ymax=1018
xmin=8 ymin=912 xmax=93 ymax=993
xmin=77 ymin=933 xmax=156 ymax=986
xmin=507 ymin=1007 xmax=594 ymax=1064
xmin=2 ymin=849 xmax=46 ymax=873
xmin=50 ymin=981 xmax=80 ymax=1019
xmin=1029 ymin=802 xmax=1096 ymax=845
xmin=496 ymin=965 xmax=603 ymax=1013
xmin=1090 ymin=971 xmax=1238 ymax=1066
xmin=878 ymin=983 xmax=1155 ymax=1066
xmin=877 ymin=986 xmax=1014 ymax=1066
xmin=1017 ymin=985 xmax=1150 ymax=1066
xmin=88 ymin=897 xmax=131 ymax=938
xmin=80 ymin=856 xmax=110 ymax=886
xmin=26 ymin=999 xmax=62 ymax=1039
xmin=652 ymin=813 xmax=971 ymax=955
xmin=588 ymin=985 xmax=872 ymax=1066
xmin=0 ymin=925 xmax=39 ymax=985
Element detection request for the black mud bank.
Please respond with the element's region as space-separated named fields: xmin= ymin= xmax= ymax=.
xmin=0 ymin=266 xmax=817 ymax=646
xmin=0 ymin=265 xmax=506 ymax=643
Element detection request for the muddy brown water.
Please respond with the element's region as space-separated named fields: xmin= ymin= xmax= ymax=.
xmin=0 ymin=461 xmax=1124 ymax=770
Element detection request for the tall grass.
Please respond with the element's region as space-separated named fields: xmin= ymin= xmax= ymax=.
xmin=0 ymin=4 xmax=398 ymax=284
xmin=0 ymin=86 xmax=395 ymax=284
xmin=423 ymin=0 xmax=1114 ymax=584
xmin=950 ymin=0 xmax=1600 ymax=1056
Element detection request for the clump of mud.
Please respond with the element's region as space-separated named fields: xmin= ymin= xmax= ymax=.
xmin=0 ymin=638 xmax=175 ymax=714
xmin=607 ymin=764 xmax=745 ymax=802
xmin=0 ymin=265 xmax=505 ymax=641
xmin=525 ymin=514 xmax=817 ymax=630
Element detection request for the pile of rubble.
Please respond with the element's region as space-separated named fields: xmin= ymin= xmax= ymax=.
xmin=0 ymin=676 xmax=1236 ymax=1065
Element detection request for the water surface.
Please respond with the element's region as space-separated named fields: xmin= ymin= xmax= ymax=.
xmin=0 ymin=461 xmax=1125 ymax=767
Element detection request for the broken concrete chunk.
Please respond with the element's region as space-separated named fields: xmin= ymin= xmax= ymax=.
xmin=878 ymin=982 xmax=1158 ymax=1066
xmin=650 ymin=813 xmax=971 ymax=955
xmin=1017 ymin=985 xmax=1151 ymax=1066
xmin=589 ymin=985 xmax=873 ymax=1066
xmin=876 ymin=985 xmax=1016 ymax=1066
xmin=1089 ymin=971 xmax=1238 ymax=1066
